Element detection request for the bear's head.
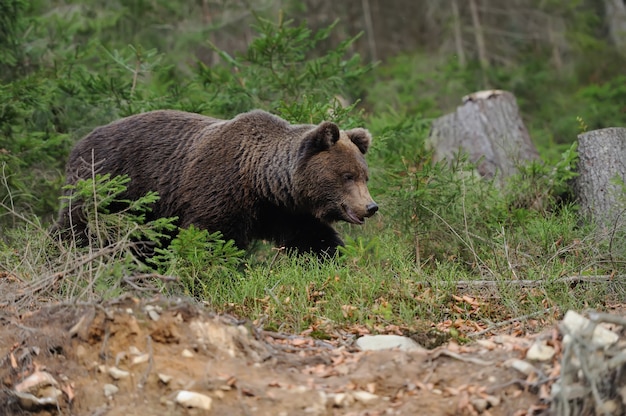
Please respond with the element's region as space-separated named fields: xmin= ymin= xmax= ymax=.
xmin=295 ymin=121 xmax=378 ymax=225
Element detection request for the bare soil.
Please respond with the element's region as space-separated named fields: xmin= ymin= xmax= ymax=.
xmin=0 ymin=296 xmax=560 ymax=416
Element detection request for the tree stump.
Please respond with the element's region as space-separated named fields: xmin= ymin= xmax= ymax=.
xmin=428 ymin=90 xmax=539 ymax=185
xmin=574 ymin=127 xmax=626 ymax=227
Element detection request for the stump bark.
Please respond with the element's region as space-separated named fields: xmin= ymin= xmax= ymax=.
xmin=428 ymin=90 xmax=539 ymax=184
xmin=574 ymin=127 xmax=626 ymax=226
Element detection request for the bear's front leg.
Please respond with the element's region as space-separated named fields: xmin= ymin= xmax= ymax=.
xmin=282 ymin=221 xmax=344 ymax=257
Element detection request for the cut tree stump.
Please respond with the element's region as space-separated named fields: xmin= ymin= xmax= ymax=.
xmin=574 ymin=127 xmax=626 ymax=227
xmin=428 ymin=90 xmax=539 ymax=184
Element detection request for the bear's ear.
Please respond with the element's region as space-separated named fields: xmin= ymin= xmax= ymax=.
xmin=346 ymin=128 xmax=372 ymax=154
xmin=306 ymin=121 xmax=340 ymax=151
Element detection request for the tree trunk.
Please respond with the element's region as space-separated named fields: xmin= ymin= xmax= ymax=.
xmin=468 ymin=0 xmax=489 ymax=87
xmin=574 ymin=127 xmax=626 ymax=227
xmin=428 ymin=90 xmax=539 ymax=185
xmin=604 ymin=0 xmax=626 ymax=56
xmin=361 ymin=0 xmax=378 ymax=62
xmin=451 ymin=0 xmax=466 ymax=68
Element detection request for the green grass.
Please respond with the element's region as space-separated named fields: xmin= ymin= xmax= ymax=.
xmin=3 ymin=165 xmax=620 ymax=341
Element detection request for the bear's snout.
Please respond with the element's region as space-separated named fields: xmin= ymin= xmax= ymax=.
xmin=365 ymin=202 xmax=379 ymax=217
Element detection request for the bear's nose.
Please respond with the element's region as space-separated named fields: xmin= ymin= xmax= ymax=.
xmin=366 ymin=202 xmax=379 ymax=216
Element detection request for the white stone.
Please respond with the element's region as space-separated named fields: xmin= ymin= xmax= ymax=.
xmin=352 ymin=390 xmax=379 ymax=404
xmin=131 ymin=354 xmax=150 ymax=365
xmin=158 ymin=373 xmax=173 ymax=384
xmin=104 ymin=384 xmax=119 ymax=398
xmin=505 ymin=358 xmax=538 ymax=376
xmin=332 ymin=393 xmax=354 ymax=407
xmin=356 ymin=335 xmax=424 ymax=352
xmin=561 ymin=310 xmax=619 ymax=347
xmin=526 ymin=341 xmax=556 ymax=362
xmin=148 ymin=310 xmax=160 ymax=321
xmin=108 ymin=366 xmax=130 ymax=380
xmin=471 ymin=398 xmax=488 ymax=412
xmin=181 ymin=348 xmax=194 ymax=358
xmin=175 ymin=390 xmax=212 ymax=411
xmin=485 ymin=394 xmax=501 ymax=407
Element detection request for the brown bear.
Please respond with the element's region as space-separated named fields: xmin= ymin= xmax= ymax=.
xmin=53 ymin=109 xmax=378 ymax=256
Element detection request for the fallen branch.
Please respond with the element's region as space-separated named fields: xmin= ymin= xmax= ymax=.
xmin=588 ymin=310 xmax=626 ymax=326
xmin=11 ymin=241 xmax=133 ymax=306
xmin=417 ymin=274 xmax=625 ymax=292
xmin=430 ymin=348 xmax=494 ymax=366
xmin=469 ymin=307 xmax=556 ymax=338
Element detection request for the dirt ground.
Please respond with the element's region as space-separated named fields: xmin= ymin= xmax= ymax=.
xmin=0 ymin=296 xmax=624 ymax=416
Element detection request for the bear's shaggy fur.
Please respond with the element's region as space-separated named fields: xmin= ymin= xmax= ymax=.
xmin=54 ymin=109 xmax=378 ymax=255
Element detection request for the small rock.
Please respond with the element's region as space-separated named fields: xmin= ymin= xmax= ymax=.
xmin=317 ymin=391 xmax=328 ymax=406
xmin=352 ymin=390 xmax=378 ymax=404
xmin=125 ymin=308 xmax=133 ymax=314
xmin=526 ymin=341 xmax=556 ymax=362
xmin=356 ymin=335 xmax=425 ymax=352
xmin=128 ymin=346 xmax=142 ymax=356
xmin=158 ymin=373 xmax=173 ymax=384
xmin=485 ymin=394 xmax=501 ymax=407
xmin=131 ymin=354 xmax=150 ymax=365
xmin=471 ymin=397 xmax=488 ymax=412
xmin=181 ymin=349 xmax=194 ymax=358
xmin=75 ymin=345 xmax=88 ymax=364
xmin=115 ymin=352 xmax=127 ymax=366
xmin=505 ymin=358 xmax=538 ymax=376
xmin=175 ymin=390 xmax=212 ymax=411
xmin=293 ymin=385 xmax=308 ymax=393
xmin=108 ymin=366 xmax=130 ymax=380
xmin=104 ymin=384 xmax=119 ymax=398
xmin=332 ymin=392 xmax=354 ymax=408
xmin=561 ymin=310 xmax=619 ymax=347
xmin=148 ymin=310 xmax=160 ymax=321
xmin=599 ymin=400 xmax=618 ymax=414
xmin=475 ymin=339 xmax=497 ymax=350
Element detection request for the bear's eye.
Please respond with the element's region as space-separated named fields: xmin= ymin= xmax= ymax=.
xmin=343 ymin=173 xmax=355 ymax=182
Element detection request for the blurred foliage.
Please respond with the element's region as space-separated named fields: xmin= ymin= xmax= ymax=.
xmin=197 ymin=14 xmax=372 ymax=123
xmin=366 ymin=51 xmax=626 ymax=161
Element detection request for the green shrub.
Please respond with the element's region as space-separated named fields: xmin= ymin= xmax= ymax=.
xmin=149 ymin=225 xmax=246 ymax=299
xmin=197 ymin=15 xmax=372 ymax=124
xmin=59 ymin=173 xmax=177 ymax=248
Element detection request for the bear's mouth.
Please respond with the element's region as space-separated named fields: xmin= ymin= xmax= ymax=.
xmin=343 ymin=205 xmax=364 ymax=225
